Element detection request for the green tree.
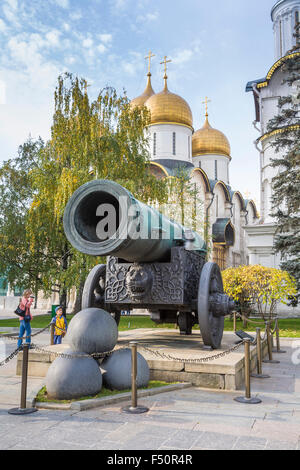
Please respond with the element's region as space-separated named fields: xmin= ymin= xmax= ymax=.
xmin=27 ymin=73 xmax=167 ymax=312
xmin=0 ymin=138 xmax=45 ymax=304
xmin=267 ymin=39 xmax=300 ymax=304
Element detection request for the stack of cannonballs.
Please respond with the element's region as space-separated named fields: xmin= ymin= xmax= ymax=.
xmin=45 ymin=308 xmax=150 ymax=400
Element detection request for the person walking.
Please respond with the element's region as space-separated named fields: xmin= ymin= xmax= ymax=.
xmin=51 ymin=306 xmax=67 ymax=345
xmin=17 ymin=289 xmax=34 ymax=349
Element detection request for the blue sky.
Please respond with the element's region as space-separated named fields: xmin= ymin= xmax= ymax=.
xmin=0 ymin=0 xmax=278 ymax=206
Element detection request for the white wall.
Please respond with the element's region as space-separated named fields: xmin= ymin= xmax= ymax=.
xmin=193 ymin=154 xmax=230 ymax=184
xmin=272 ymin=0 xmax=300 ymax=60
xmin=148 ymin=123 xmax=192 ymax=163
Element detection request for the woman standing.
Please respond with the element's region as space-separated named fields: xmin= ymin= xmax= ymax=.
xmin=17 ymin=289 xmax=34 ymax=349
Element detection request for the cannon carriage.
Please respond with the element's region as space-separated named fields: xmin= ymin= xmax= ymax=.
xmin=63 ymin=179 xmax=235 ymax=349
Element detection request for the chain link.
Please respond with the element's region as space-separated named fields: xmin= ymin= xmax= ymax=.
xmin=236 ymin=313 xmax=277 ymax=326
xmin=0 ymin=347 xmax=21 ymax=367
xmin=138 ymin=341 xmax=245 ymax=364
xmin=0 ymin=324 xmax=52 ymax=341
xmin=29 ymin=343 xmax=126 ymax=360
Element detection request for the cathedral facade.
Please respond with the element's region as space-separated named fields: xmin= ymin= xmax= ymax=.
xmin=130 ymin=60 xmax=259 ymax=272
xmin=245 ymin=0 xmax=300 ymax=274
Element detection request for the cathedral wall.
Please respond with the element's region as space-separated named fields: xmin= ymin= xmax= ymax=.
xmin=272 ymin=0 xmax=300 ymax=60
xmin=148 ymin=124 xmax=192 ymax=163
xmin=192 ymin=154 xmax=229 ymax=184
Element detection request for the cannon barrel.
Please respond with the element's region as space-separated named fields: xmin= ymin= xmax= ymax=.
xmin=63 ymin=179 xmax=206 ymax=263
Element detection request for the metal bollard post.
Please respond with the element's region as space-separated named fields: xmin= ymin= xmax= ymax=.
xmin=251 ymin=328 xmax=270 ymax=379
xmin=50 ymin=323 xmax=55 ymax=346
xmin=234 ymin=339 xmax=262 ymax=404
xmin=263 ymin=322 xmax=280 ymax=364
xmin=122 ymin=342 xmax=149 ymax=414
xmin=8 ymin=344 xmax=38 ymax=415
xmin=233 ymin=311 xmax=237 ymax=333
xmin=273 ymin=319 xmax=286 ymax=354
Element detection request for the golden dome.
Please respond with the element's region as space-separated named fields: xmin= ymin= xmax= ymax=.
xmin=192 ymin=116 xmax=231 ymax=158
xmin=130 ymin=73 xmax=155 ymax=108
xmin=145 ymin=77 xmax=193 ymax=128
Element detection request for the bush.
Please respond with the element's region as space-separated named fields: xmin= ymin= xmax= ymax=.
xmin=222 ymin=265 xmax=297 ymax=322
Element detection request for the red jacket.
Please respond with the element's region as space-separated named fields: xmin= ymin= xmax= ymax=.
xmin=19 ymin=296 xmax=33 ymax=321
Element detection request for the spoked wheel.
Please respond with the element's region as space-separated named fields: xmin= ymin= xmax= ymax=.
xmin=198 ymin=262 xmax=225 ymax=350
xmin=82 ymin=264 xmax=121 ymax=326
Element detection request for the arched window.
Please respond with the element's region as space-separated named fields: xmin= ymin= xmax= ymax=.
xmin=153 ymin=132 xmax=156 ymax=156
xmin=172 ymin=132 xmax=176 ymax=155
xmin=296 ymin=11 xmax=300 ymax=45
xmin=215 ymin=160 xmax=218 ymax=180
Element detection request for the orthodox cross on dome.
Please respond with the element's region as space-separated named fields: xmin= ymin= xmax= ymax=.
xmin=145 ymin=50 xmax=155 ymax=74
xmin=160 ymin=55 xmax=172 ymax=78
xmin=202 ymin=96 xmax=211 ymax=117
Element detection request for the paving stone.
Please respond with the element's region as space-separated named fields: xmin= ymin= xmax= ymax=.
xmin=234 ymin=436 xmax=267 ymax=450
xmin=265 ymin=440 xmax=297 ymax=450
xmin=193 ymin=431 xmax=239 ymax=450
xmin=163 ymin=429 xmax=204 ymax=450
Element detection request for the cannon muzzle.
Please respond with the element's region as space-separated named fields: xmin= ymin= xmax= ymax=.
xmin=63 ymin=179 xmax=206 ymax=263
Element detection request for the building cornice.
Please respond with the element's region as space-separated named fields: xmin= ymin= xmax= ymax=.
xmin=256 ymin=52 xmax=300 ymax=90
xmin=258 ymin=124 xmax=300 ymax=142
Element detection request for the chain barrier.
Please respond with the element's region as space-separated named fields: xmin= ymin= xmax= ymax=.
xmin=0 ymin=324 xmax=52 ymax=341
xmin=236 ymin=313 xmax=277 ymax=326
xmin=138 ymin=341 xmax=245 ymax=364
xmin=29 ymin=343 xmax=123 ymax=360
xmin=0 ymin=347 xmax=21 ymax=367
xmin=0 ymin=316 xmax=274 ymax=367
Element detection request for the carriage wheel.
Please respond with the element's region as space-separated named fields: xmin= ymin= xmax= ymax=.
xmin=82 ymin=264 xmax=121 ymax=326
xmin=197 ymin=262 xmax=225 ymax=349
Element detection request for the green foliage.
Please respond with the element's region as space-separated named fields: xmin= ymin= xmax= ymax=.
xmin=222 ymin=265 xmax=297 ymax=321
xmin=0 ymin=73 xmax=167 ymax=309
xmin=0 ymin=138 xmax=45 ymax=295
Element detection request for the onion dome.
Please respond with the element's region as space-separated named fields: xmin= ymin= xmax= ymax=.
xmin=130 ymin=73 xmax=155 ymax=108
xmin=145 ymin=75 xmax=193 ymax=128
xmin=192 ymin=115 xmax=231 ymax=159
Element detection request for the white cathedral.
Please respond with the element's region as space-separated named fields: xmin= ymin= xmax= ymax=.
xmin=129 ymin=0 xmax=300 ymax=317
xmin=3 ymin=0 xmax=300 ymax=317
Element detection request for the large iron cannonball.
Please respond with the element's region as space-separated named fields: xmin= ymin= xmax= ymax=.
xmin=66 ymin=307 xmax=118 ymax=354
xmin=46 ymin=350 xmax=102 ymax=400
xmin=101 ymin=348 xmax=150 ymax=391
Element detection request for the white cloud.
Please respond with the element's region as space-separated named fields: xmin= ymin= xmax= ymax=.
xmin=97 ymin=44 xmax=107 ymax=54
xmin=6 ymin=35 xmax=60 ymax=91
xmin=146 ymin=12 xmax=158 ymax=21
xmin=83 ymin=38 xmax=93 ymax=48
xmin=5 ymin=0 xmax=18 ymax=10
xmin=0 ymin=19 xmax=8 ymax=33
xmin=98 ymin=33 xmax=113 ymax=44
xmin=45 ymin=30 xmax=62 ymax=47
xmin=70 ymin=11 xmax=82 ymax=21
xmin=53 ymin=0 xmax=69 ymax=8
xmin=65 ymin=56 xmax=76 ymax=65
xmin=63 ymin=23 xmax=70 ymax=32
xmin=172 ymin=49 xmax=194 ymax=65
xmin=2 ymin=0 xmax=19 ymax=25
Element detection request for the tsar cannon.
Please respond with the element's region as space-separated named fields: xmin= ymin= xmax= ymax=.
xmin=63 ymin=179 xmax=235 ymax=349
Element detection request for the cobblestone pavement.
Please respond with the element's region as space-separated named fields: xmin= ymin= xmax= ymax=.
xmin=0 ymin=336 xmax=299 ymax=450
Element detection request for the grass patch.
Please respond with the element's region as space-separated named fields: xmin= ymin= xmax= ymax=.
xmin=0 ymin=314 xmax=300 ymax=338
xmin=36 ymin=380 xmax=176 ymax=405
